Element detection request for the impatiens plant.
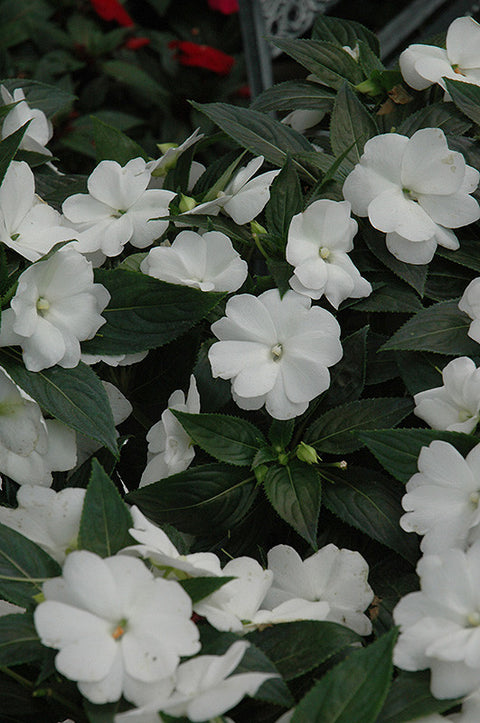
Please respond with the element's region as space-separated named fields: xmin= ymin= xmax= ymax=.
xmin=3 ymin=8 xmax=480 ymax=723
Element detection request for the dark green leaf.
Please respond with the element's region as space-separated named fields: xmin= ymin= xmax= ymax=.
xmin=84 ymin=700 xmax=121 ymax=723
xmin=192 ymin=102 xmax=316 ymax=179
xmin=269 ymin=419 xmax=295 ymax=449
xmin=366 ymin=332 xmax=399 ymax=385
xmin=251 ymin=80 xmax=335 ymax=113
xmin=0 ymin=78 xmax=75 ymax=117
xmin=102 ymin=60 xmax=167 ymax=106
xmin=172 ymin=411 xmax=266 ymax=467
xmin=378 ymin=671 xmax=461 ymax=723
xmin=0 ymin=614 xmax=43 ymax=667
xmin=291 ymin=629 xmax=397 ymax=723
xmin=0 ymin=349 xmax=118 ymax=457
xmin=0 ymin=523 xmax=61 ymax=607
xmin=265 ymin=156 xmax=304 ymax=240
xmin=178 ymin=577 xmax=233 ymax=603
xmin=360 ymin=428 xmax=478 ymax=483
xmin=444 ymin=78 xmax=480 ymax=125
xmin=0 ymin=122 xmax=29 ymax=187
xmin=264 ymin=460 xmax=321 ymax=548
xmin=127 ymin=464 xmax=257 ymax=536
xmin=322 ymin=326 xmax=368 ymax=407
xmin=247 ymin=620 xmax=361 ymax=680
xmin=398 ymin=101 xmax=472 ymax=136
xmin=266 ymin=257 xmax=293 ymax=296
xmin=424 ymin=263 xmax=472 ymax=302
xmin=312 ymin=15 xmax=380 ymax=55
xmin=82 ymin=269 xmax=223 ymax=355
xmin=363 ymin=225 xmax=427 ymax=296
xmin=352 ymin=281 xmax=423 ymax=313
xmin=252 ymin=447 xmax=278 ymax=467
xmin=395 ymin=350 xmax=446 ymax=396
xmin=35 ymin=172 xmax=88 ymax=211
xmin=321 ymin=466 xmax=419 ymax=563
xmin=273 ymin=39 xmax=363 ymax=89
xmin=357 ymin=40 xmax=384 ymax=76
xmin=437 ymin=238 xmax=480 ymax=274
xmin=381 ymin=300 xmax=479 ymax=355
xmin=304 ymin=398 xmax=413 ymax=454
xmin=92 ymin=116 xmax=148 ymax=165
xmin=330 ymin=83 xmax=378 ymax=168
xmin=78 ymin=460 xmax=133 ymax=557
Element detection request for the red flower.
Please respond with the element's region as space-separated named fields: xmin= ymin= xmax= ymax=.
xmin=208 ymin=0 xmax=239 ymax=13
xmin=169 ymin=40 xmax=235 ymax=75
xmin=90 ymin=0 xmax=134 ymax=27
xmin=125 ymin=36 xmax=151 ymax=50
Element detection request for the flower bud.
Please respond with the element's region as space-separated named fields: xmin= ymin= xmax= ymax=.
xmin=178 ymin=194 xmax=197 ymax=213
xmin=296 ymin=442 xmax=319 ymax=464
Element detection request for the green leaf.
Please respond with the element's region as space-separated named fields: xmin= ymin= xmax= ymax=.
xmin=102 ymin=60 xmax=167 ymax=106
xmin=398 ymin=101 xmax=472 ymax=137
xmin=272 ymin=39 xmax=363 ymax=89
xmin=312 ymin=15 xmax=380 ymax=55
xmin=263 ymin=460 xmax=321 ymax=548
xmin=34 ymin=172 xmax=88 ymax=211
xmin=360 ymin=428 xmax=478 ymax=483
xmin=266 ymin=257 xmax=292 ymax=296
xmin=395 ymin=350 xmax=446 ymax=396
xmin=0 ymin=614 xmax=43 ymax=667
xmin=357 ymin=40 xmax=384 ymax=76
xmin=78 ymin=460 xmax=133 ymax=558
xmin=362 ymin=225 xmax=427 ymax=296
xmin=322 ymin=326 xmax=368 ymax=408
xmin=269 ymin=419 xmax=295 ymax=449
xmin=291 ymin=628 xmax=397 ymax=723
xmin=321 ymin=466 xmax=419 ymax=563
xmin=178 ymin=577 xmax=234 ymax=603
xmin=126 ymin=464 xmax=257 ymax=536
xmin=265 ymin=156 xmax=303 ymax=241
xmin=304 ymin=398 xmax=413 ymax=454
xmin=247 ymin=620 xmax=361 ymax=681
xmin=0 ymin=349 xmax=118 ymax=457
xmin=377 ymin=671 xmax=461 ymax=723
xmin=0 ymin=523 xmax=61 ymax=607
xmin=366 ymin=332 xmax=399 ymax=386
xmin=444 ymin=78 xmax=480 ymax=124
xmin=437 ymin=238 xmax=480 ymax=274
xmin=330 ymin=83 xmax=378 ymax=168
xmin=84 ymin=701 xmax=120 ymax=723
xmin=381 ymin=300 xmax=479 ymax=355
xmin=352 ymin=281 xmax=423 ymax=313
xmin=251 ymin=80 xmax=335 ymax=113
xmin=82 ymin=269 xmax=223 ymax=355
xmin=172 ymin=411 xmax=266 ymax=467
xmin=192 ymin=102 xmax=316 ymax=179
xmin=0 ymin=122 xmax=29 ymax=187
xmin=0 ymin=78 xmax=75 ymax=117
xmin=92 ymin=116 xmax=148 ymax=165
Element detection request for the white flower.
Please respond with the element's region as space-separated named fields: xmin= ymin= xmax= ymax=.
xmin=262 ymin=544 xmax=373 ymax=635
xmin=81 ymin=351 xmax=148 ymax=367
xmin=208 ymin=288 xmax=342 ymax=420
xmin=126 ymin=505 xmax=223 ymax=579
xmin=34 ymin=550 xmax=200 ymax=705
xmin=146 ymin=128 xmax=204 ymax=185
xmin=342 ymin=128 xmax=480 ymax=264
xmin=62 ymin=159 xmax=176 ymax=257
xmin=400 ymin=17 xmax=480 ymax=94
xmin=140 ymin=230 xmax=248 ymax=292
xmin=393 ymin=542 xmax=480 ymax=699
xmin=114 ymin=641 xmax=275 ymax=722
xmin=1 ymin=86 xmax=53 ymax=156
xmin=286 ymin=199 xmax=372 ymax=308
xmin=0 ymin=368 xmax=76 ymax=486
xmin=0 ymin=600 xmax=24 ymax=616
xmin=140 ymin=375 xmax=200 ymax=486
xmin=400 ymin=440 xmax=480 ymax=553
xmin=0 ymin=161 xmax=74 ymax=261
xmin=0 ymin=485 xmax=85 ymax=563
xmin=459 ymin=277 xmax=480 ymax=344
xmin=414 ymin=357 xmax=480 ymax=433
xmin=282 ymin=110 xmax=325 ymax=133
xmin=0 ymin=246 xmax=110 ymax=371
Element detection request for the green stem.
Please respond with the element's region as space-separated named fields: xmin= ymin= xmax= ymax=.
xmin=253 ymin=233 xmax=269 ymax=260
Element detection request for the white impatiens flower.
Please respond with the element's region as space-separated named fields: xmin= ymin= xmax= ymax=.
xmin=286 ymin=199 xmax=372 ymax=308
xmin=400 ymin=17 xmax=480 ymax=94
xmin=140 ymin=230 xmax=248 ymax=292
xmin=393 ymin=542 xmax=480 ymax=699
xmin=126 ymin=505 xmax=223 ymax=579
xmin=0 ymin=246 xmax=110 ymax=372
xmin=81 ymin=351 xmax=148 ymax=367
xmin=262 ymin=544 xmax=374 ymax=635
xmin=0 ymin=368 xmax=76 ymax=486
xmin=414 ymin=357 xmax=480 ymax=433
xmin=114 ymin=641 xmax=275 ymax=723
xmin=34 ymin=550 xmax=200 ymax=705
xmin=209 ymin=288 xmax=343 ymax=420
xmin=0 ymin=161 xmax=74 ymax=261
xmin=62 ymin=158 xmax=175 ymax=257
xmin=342 ymin=128 xmax=480 ymax=264
xmin=146 ymin=128 xmax=204 ymax=186
xmin=1 ymin=85 xmax=53 ymax=156
xmin=459 ymin=277 xmax=480 ymax=344
xmin=0 ymin=485 xmax=85 ymax=563
xmin=140 ymin=375 xmax=200 ymax=486
xmin=400 ymin=440 xmax=480 ymax=553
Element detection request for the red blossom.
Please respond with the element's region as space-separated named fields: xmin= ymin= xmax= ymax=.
xmin=125 ymin=36 xmax=151 ymax=50
xmin=90 ymin=0 xmax=134 ymax=27
xmin=208 ymin=0 xmax=239 ymax=13
xmin=169 ymin=40 xmax=235 ymax=75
